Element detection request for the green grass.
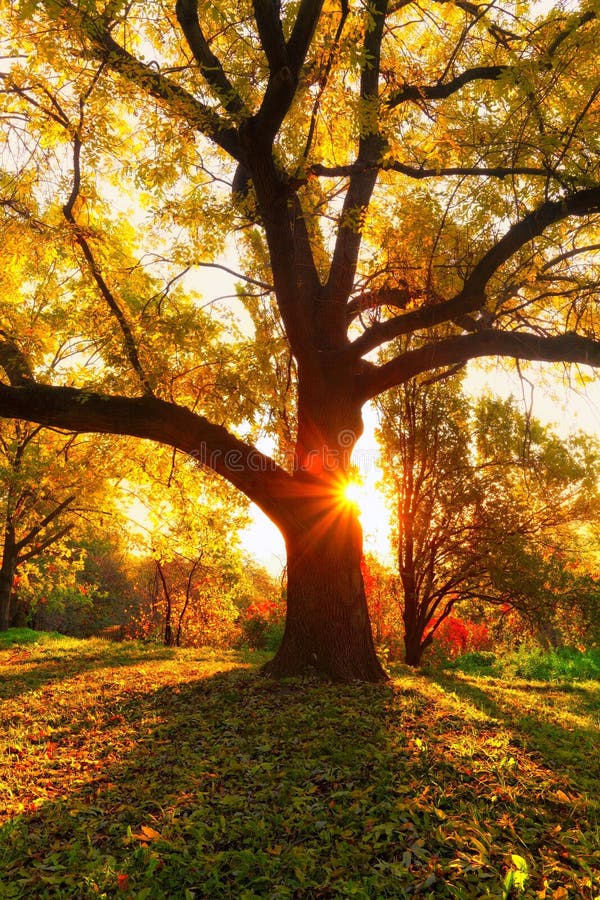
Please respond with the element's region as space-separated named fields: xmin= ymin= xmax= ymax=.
xmin=0 ymin=627 xmax=68 ymax=650
xmin=1 ymin=634 xmax=599 ymax=898
xmin=448 ymin=647 xmax=600 ymax=682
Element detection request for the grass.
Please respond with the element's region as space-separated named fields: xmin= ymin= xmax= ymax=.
xmin=1 ymin=631 xmax=599 ymax=898
xmin=446 ymin=647 xmax=600 ymax=682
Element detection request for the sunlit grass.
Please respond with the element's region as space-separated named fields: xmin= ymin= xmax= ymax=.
xmin=1 ymin=635 xmax=598 ymax=898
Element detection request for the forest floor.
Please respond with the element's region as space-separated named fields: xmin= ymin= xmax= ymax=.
xmin=0 ymin=631 xmax=598 ymax=898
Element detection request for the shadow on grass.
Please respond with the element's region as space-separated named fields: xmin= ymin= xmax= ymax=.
xmin=429 ymin=671 xmax=600 ymax=798
xmin=1 ymin=664 xmax=598 ymax=898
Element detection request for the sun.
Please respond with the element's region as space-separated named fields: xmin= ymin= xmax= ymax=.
xmin=343 ymin=478 xmax=364 ymax=508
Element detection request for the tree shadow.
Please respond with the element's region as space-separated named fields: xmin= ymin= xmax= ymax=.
xmin=429 ymin=671 xmax=600 ymax=797
xmin=1 ymin=666 xmax=598 ymax=898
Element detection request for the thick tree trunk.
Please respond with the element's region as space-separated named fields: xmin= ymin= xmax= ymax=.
xmin=262 ymin=494 xmax=387 ymax=682
xmin=0 ymin=569 xmax=13 ymax=632
xmin=0 ymin=561 xmax=17 ymax=632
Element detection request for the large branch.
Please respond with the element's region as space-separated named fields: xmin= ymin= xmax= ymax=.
xmin=0 ymin=383 xmax=295 ymax=531
xmin=253 ymin=0 xmax=324 ymax=140
xmin=0 ymin=334 xmax=34 ymax=386
xmin=389 ymin=65 xmax=508 ymax=108
xmin=359 ymin=330 xmax=600 ymax=400
xmin=351 ymin=185 xmax=600 ymax=357
xmin=252 ymin=0 xmax=288 ymax=71
xmin=389 ymin=8 xmax=597 ymax=109
xmin=175 ymin=0 xmax=247 ymax=118
xmin=286 ymin=0 xmax=324 ymax=74
xmin=311 ymin=162 xmax=557 ymax=180
xmin=347 ymin=286 xmax=411 ymax=322
xmin=50 ymin=0 xmax=241 ymax=159
xmin=459 ymin=186 xmax=600 ymax=300
xmin=325 ymin=0 xmax=387 ymax=309
xmin=17 ymin=524 xmax=74 ymax=564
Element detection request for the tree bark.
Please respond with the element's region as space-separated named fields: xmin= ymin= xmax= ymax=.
xmin=262 ymin=486 xmax=387 ymax=682
xmin=0 ymin=554 xmax=16 ymax=632
xmin=403 ymin=626 xmax=426 ymax=668
xmin=402 ymin=584 xmax=424 ymax=668
xmin=0 ymin=524 xmax=17 ymax=632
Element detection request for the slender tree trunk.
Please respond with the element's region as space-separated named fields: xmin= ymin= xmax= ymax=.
xmin=262 ymin=491 xmax=386 ymax=682
xmin=0 ymin=526 xmax=17 ymax=632
xmin=402 ymin=579 xmax=428 ymax=668
xmin=156 ymin=562 xmax=174 ymax=646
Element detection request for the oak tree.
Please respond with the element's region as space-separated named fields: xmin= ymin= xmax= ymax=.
xmin=1 ymin=0 xmax=599 ymax=679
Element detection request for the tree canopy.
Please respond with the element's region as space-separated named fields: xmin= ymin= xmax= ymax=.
xmin=0 ymin=0 xmax=599 ymax=679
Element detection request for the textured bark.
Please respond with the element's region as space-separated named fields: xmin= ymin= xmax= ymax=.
xmin=263 ymin=494 xmax=387 ymax=682
xmin=0 ymin=549 xmax=16 ymax=632
xmin=0 ymin=518 xmax=17 ymax=631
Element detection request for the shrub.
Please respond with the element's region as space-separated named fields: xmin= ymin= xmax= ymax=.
xmin=237 ymin=598 xmax=285 ymax=651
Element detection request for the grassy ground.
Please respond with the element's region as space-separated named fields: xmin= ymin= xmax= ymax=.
xmin=0 ymin=631 xmax=598 ymax=898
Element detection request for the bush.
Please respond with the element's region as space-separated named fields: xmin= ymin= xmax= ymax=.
xmin=237 ymin=598 xmax=285 ymax=651
xmin=505 ymin=646 xmax=600 ymax=681
xmin=450 ymin=650 xmax=498 ymax=675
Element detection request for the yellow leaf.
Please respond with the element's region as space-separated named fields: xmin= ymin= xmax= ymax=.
xmin=131 ymin=824 xmax=161 ymax=842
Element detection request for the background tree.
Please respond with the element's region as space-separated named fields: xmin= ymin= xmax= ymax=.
xmin=472 ymin=397 xmax=600 ymax=648
xmin=377 ymin=366 xmax=480 ymax=665
xmin=122 ymin=445 xmax=251 ymax=647
xmin=0 ymin=0 xmax=600 ymax=679
xmin=378 ymin=380 xmax=600 ymax=666
xmin=0 ymin=421 xmax=111 ymax=630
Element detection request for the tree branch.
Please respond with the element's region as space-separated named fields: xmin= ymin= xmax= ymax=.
xmin=351 ymin=185 xmax=600 ymax=357
xmin=286 ymin=0 xmax=324 ymax=73
xmin=346 ymin=285 xmax=411 ymax=322
xmin=51 ymin=0 xmax=242 ymax=159
xmin=0 ymin=383 xmax=295 ymax=531
xmin=0 ymin=333 xmax=34 ymax=385
xmin=175 ymin=0 xmax=247 ymax=117
xmin=458 ymin=186 xmax=600 ymax=301
xmin=252 ymin=0 xmax=288 ymax=71
xmin=389 ymin=65 xmax=508 ymax=108
xmin=63 ymin=133 xmax=154 ymax=397
xmin=15 ymin=495 xmax=76 ymax=556
xmin=325 ymin=0 xmax=387 ymax=309
xmin=17 ymin=523 xmax=74 ymax=564
xmin=252 ymin=0 xmax=324 ymax=140
xmin=388 ymin=6 xmax=597 ymax=109
xmin=359 ymin=330 xmax=600 ymax=400
xmin=311 ymin=161 xmax=557 ymax=180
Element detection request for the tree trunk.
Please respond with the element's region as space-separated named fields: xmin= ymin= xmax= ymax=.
xmin=403 ymin=627 xmax=424 ymax=667
xmin=262 ymin=492 xmax=387 ymax=682
xmin=0 ymin=526 xmax=17 ymax=632
xmin=0 ymin=561 xmax=17 ymax=632
xmin=402 ymin=582 xmax=431 ymax=668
